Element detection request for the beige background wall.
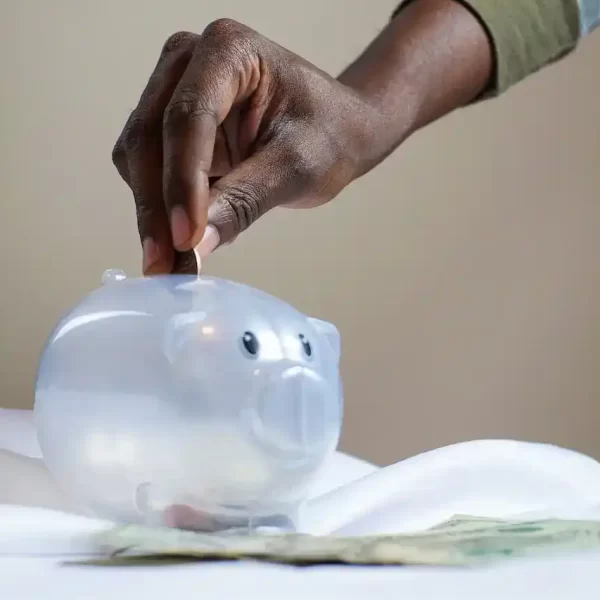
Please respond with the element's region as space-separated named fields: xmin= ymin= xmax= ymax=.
xmin=1 ymin=0 xmax=599 ymax=466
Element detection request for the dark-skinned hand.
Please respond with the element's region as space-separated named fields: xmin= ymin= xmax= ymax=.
xmin=112 ymin=19 xmax=382 ymax=275
xmin=113 ymin=2 xmax=492 ymax=277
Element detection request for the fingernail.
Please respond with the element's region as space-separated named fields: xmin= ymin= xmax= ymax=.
xmin=196 ymin=225 xmax=220 ymax=259
xmin=170 ymin=205 xmax=191 ymax=250
xmin=142 ymin=237 xmax=160 ymax=274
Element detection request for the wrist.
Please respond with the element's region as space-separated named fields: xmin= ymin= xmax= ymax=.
xmin=339 ymin=0 xmax=492 ymax=177
xmin=338 ymin=83 xmax=419 ymax=182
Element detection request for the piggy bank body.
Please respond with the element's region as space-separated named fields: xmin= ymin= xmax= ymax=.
xmin=34 ymin=273 xmax=342 ymax=529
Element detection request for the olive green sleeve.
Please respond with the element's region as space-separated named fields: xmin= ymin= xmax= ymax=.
xmin=393 ymin=0 xmax=581 ymax=97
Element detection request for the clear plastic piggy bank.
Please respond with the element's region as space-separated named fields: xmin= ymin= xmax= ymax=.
xmin=34 ymin=270 xmax=343 ymax=531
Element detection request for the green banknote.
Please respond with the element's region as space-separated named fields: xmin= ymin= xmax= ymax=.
xmin=73 ymin=515 xmax=600 ymax=567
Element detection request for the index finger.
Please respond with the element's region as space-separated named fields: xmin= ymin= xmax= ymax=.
xmin=162 ymin=19 xmax=255 ymax=252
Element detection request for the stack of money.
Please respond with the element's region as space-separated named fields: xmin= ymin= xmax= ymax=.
xmin=74 ymin=515 xmax=600 ymax=567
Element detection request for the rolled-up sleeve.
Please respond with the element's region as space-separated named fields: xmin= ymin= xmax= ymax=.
xmin=393 ymin=0 xmax=582 ymax=97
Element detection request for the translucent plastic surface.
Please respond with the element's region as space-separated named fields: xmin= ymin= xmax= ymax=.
xmin=34 ymin=271 xmax=343 ymax=531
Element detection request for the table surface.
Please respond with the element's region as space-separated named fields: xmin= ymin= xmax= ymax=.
xmin=2 ymin=551 xmax=600 ymax=600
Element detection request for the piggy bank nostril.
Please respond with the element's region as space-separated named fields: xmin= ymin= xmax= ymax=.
xmin=251 ymin=367 xmax=336 ymax=455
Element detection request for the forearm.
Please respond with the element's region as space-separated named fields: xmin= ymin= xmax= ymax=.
xmin=339 ymin=0 xmax=492 ymax=174
xmin=340 ymin=0 xmax=589 ymax=176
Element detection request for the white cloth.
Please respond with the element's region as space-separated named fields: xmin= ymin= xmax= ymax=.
xmin=3 ymin=408 xmax=600 ymax=599
xmin=5 ymin=409 xmax=600 ymax=536
xmin=0 ymin=409 xmax=41 ymax=458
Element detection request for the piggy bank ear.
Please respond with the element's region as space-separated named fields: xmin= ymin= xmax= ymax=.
xmin=307 ymin=317 xmax=341 ymax=361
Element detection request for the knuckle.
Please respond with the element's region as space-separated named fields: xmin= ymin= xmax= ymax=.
xmin=202 ymin=19 xmax=259 ymax=64
xmin=122 ymin=112 xmax=157 ymax=152
xmin=161 ymin=31 xmax=196 ymax=56
xmin=215 ymin=182 xmax=265 ymax=234
xmin=111 ymin=137 xmax=127 ymax=171
xmin=203 ymin=18 xmax=243 ymax=42
xmin=163 ymin=97 xmax=215 ymax=131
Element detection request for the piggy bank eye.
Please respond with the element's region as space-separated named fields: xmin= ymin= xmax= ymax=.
xmin=299 ymin=334 xmax=312 ymax=358
xmin=241 ymin=331 xmax=260 ymax=357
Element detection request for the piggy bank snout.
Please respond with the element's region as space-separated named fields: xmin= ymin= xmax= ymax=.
xmin=252 ymin=365 xmax=340 ymax=455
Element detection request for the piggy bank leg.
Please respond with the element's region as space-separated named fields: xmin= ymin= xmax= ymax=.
xmin=159 ymin=503 xmax=299 ymax=533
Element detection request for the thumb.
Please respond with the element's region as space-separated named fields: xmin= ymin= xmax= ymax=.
xmin=195 ymin=225 xmax=221 ymax=263
xmin=197 ymin=145 xmax=303 ymax=259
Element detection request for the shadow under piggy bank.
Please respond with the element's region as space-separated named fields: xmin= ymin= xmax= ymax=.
xmin=34 ymin=270 xmax=343 ymax=531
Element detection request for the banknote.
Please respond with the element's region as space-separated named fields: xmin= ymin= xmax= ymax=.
xmin=72 ymin=515 xmax=600 ymax=567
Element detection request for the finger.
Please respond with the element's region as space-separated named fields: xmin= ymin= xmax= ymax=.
xmin=112 ymin=33 xmax=198 ymax=189
xmin=203 ymin=141 xmax=310 ymax=251
xmin=195 ymin=225 xmax=220 ymax=261
xmin=128 ymin=144 xmax=173 ymax=275
xmin=117 ymin=32 xmax=199 ymax=274
xmin=162 ymin=19 xmax=260 ymax=253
